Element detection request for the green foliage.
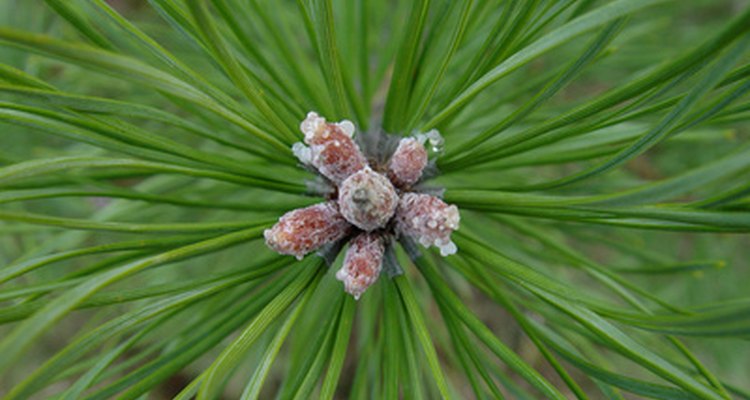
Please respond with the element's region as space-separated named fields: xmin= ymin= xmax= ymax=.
xmin=1 ymin=0 xmax=749 ymax=398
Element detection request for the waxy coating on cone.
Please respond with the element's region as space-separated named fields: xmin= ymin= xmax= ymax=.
xmin=264 ymin=202 xmax=351 ymax=260
xmin=388 ymin=137 xmax=428 ymax=188
xmin=338 ymin=167 xmax=399 ymax=231
xmin=336 ymin=233 xmax=385 ymax=299
xmin=295 ymin=112 xmax=366 ymax=184
xmin=394 ymin=193 xmax=459 ymax=257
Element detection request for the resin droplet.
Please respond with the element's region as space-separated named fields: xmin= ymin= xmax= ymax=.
xmin=336 ymin=233 xmax=385 ymax=300
xmin=337 ymin=120 xmax=355 ymax=137
xmin=299 ymin=112 xmax=366 ymax=184
xmin=338 ymin=167 xmax=398 ymax=231
xmin=425 ymin=129 xmax=445 ymax=155
xmin=394 ymin=193 xmax=460 ymax=256
xmin=300 ymin=111 xmax=326 ymax=139
xmin=264 ymin=202 xmax=351 ymax=260
xmin=292 ymin=142 xmax=312 ymax=165
xmin=388 ymin=137 xmax=428 ymax=188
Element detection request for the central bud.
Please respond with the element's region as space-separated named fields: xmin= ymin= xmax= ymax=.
xmin=338 ymin=167 xmax=398 ymax=231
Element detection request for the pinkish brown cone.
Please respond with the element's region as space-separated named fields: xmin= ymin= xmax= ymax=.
xmin=388 ymin=137 xmax=428 ymax=189
xmin=394 ymin=193 xmax=460 ymax=256
xmin=336 ymin=232 xmax=385 ymax=299
xmin=296 ymin=112 xmax=366 ymax=185
xmin=338 ymin=167 xmax=398 ymax=231
xmin=264 ymin=201 xmax=352 ymax=260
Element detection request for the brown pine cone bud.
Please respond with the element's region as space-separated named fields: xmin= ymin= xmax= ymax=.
xmin=264 ymin=201 xmax=351 ymax=260
xmin=336 ymin=232 xmax=385 ymax=300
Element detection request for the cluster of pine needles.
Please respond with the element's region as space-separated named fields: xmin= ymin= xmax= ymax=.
xmin=1 ymin=0 xmax=749 ymax=398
